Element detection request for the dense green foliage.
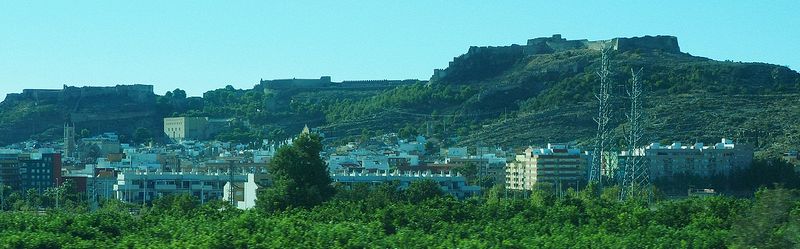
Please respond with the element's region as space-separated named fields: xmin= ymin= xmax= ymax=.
xmin=0 ymin=186 xmax=797 ymax=248
xmin=257 ymin=133 xmax=334 ymax=212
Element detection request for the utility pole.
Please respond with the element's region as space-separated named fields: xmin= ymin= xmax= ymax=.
xmin=55 ymin=178 xmax=60 ymax=210
xmin=227 ymin=159 xmax=237 ymax=207
xmin=142 ymin=170 xmax=146 ymax=206
xmin=620 ymin=68 xmax=651 ymax=202
xmin=590 ymin=46 xmax=613 ymax=189
xmin=89 ymin=166 xmax=98 ymax=211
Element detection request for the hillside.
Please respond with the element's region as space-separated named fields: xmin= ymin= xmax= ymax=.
xmin=0 ymin=85 xmax=161 ymax=145
xmin=319 ymin=35 xmax=800 ymax=157
xmin=1 ymin=35 xmax=799 ymax=158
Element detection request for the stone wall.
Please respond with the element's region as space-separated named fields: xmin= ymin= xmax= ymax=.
xmin=260 ymin=77 xmax=332 ymax=89
xmin=2 ymin=85 xmax=155 ymax=105
xmin=612 ymin=35 xmax=680 ymax=53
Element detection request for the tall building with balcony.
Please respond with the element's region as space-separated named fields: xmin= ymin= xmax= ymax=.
xmin=506 ymin=144 xmax=587 ymax=190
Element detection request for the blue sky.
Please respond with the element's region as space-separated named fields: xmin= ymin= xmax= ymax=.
xmin=1 ymin=1 xmax=797 ymax=99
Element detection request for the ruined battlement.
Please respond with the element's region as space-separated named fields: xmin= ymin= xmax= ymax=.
xmin=525 ymin=34 xmax=680 ymax=54
xmin=260 ymin=76 xmax=418 ymax=90
xmin=2 ymin=84 xmax=155 ymax=105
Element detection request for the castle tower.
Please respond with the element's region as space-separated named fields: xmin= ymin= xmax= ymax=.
xmin=63 ymin=123 xmax=76 ymax=158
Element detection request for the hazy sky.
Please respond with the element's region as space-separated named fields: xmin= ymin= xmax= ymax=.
xmin=1 ymin=1 xmax=797 ymax=100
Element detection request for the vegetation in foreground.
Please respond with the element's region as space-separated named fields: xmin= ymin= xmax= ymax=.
xmin=0 ymin=186 xmax=798 ymax=248
xmin=0 ymin=134 xmax=799 ymax=248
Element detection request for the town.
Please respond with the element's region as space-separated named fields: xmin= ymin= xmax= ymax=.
xmin=0 ymin=112 xmax=762 ymax=210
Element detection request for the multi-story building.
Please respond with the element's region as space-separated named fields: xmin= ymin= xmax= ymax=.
xmin=506 ymin=144 xmax=586 ymax=190
xmin=0 ymin=149 xmax=62 ymax=194
xmin=19 ymin=151 xmax=62 ymax=194
xmin=163 ymin=117 xmax=232 ymax=142
xmin=113 ymin=171 xmax=247 ymax=204
xmin=626 ymin=138 xmax=754 ymax=179
xmin=0 ymin=150 xmax=22 ymax=190
xmin=164 ymin=117 xmax=210 ymax=142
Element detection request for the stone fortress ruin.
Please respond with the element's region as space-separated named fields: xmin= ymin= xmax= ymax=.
xmin=432 ymin=34 xmax=680 ymax=81
xmin=4 ymin=84 xmax=155 ymax=105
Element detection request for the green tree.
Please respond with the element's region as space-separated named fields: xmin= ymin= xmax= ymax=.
xmin=453 ymin=162 xmax=478 ymax=185
xmin=731 ymin=187 xmax=800 ymax=248
xmin=132 ymin=127 xmax=153 ymax=145
xmin=172 ymin=88 xmax=187 ymax=99
xmin=404 ymin=180 xmax=443 ymax=203
xmin=257 ymin=133 xmax=334 ymax=212
xmin=80 ymin=129 xmax=91 ymax=138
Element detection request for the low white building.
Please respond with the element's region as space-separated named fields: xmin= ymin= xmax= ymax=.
xmin=331 ymin=170 xmax=481 ymax=198
xmin=113 ymin=171 xmax=247 ymax=204
xmin=223 ymin=173 xmax=260 ymax=210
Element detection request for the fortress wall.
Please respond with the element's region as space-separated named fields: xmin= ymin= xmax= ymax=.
xmin=261 ymin=77 xmax=332 ymax=89
xmin=58 ymin=85 xmax=155 ymax=103
xmin=613 ymin=36 xmax=680 ymax=53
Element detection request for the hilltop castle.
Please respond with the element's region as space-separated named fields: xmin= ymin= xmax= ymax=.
xmin=3 ymin=84 xmax=155 ymax=105
xmin=432 ymin=34 xmax=680 ymax=81
xmin=525 ymin=34 xmax=679 ymax=55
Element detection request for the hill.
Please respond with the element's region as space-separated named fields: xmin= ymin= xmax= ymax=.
xmin=319 ymin=35 xmax=800 ymax=157
xmin=0 ymin=85 xmax=161 ymax=144
xmin=1 ymin=34 xmax=798 ymax=158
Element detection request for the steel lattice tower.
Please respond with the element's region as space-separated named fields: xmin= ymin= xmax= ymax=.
xmin=620 ymin=68 xmax=651 ymax=201
xmin=228 ymin=159 xmax=237 ymax=207
xmin=590 ymin=47 xmax=613 ymax=186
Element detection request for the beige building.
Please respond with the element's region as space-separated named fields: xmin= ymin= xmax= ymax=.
xmin=506 ymin=144 xmax=586 ymax=190
xmin=164 ymin=117 xmax=210 ymax=142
